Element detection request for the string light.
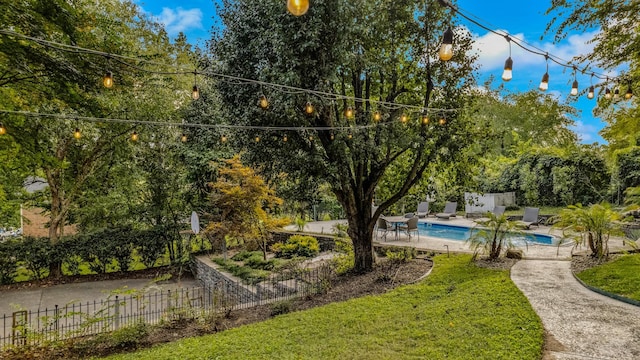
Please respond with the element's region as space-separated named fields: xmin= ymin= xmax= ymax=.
xmin=221 ymin=134 xmax=228 ymax=143
xmin=283 ymin=134 xmax=288 ymax=142
xmin=287 ymin=0 xmax=309 ymax=16
xmin=587 ymin=74 xmax=595 ymax=99
xmin=181 ymin=133 xmax=188 ymax=142
xmin=373 ymin=111 xmax=382 ymax=122
xmin=400 ymin=113 xmax=408 ymax=124
xmin=103 ymin=70 xmax=113 ymax=88
xmin=304 ymin=101 xmax=314 ymax=115
xmin=570 ymin=67 xmax=578 ymax=96
xmin=422 ymin=115 xmax=430 ymax=125
xmin=0 ymin=123 xmax=6 ymax=135
xmin=539 ymin=55 xmax=549 ymax=92
xmin=255 ymin=135 xmax=260 ymax=143
xmin=347 ymin=132 xmax=353 ymax=139
xmin=625 ymin=81 xmax=633 ymax=99
xmin=308 ymin=135 xmax=314 ymax=141
xmin=73 ymin=127 xmax=82 ymax=139
xmin=614 ymin=86 xmax=620 ymax=99
xmin=502 ymin=36 xmax=513 ymax=82
xmin=439 ymin=27 xmax=454 ymax=61
xmin=130 ymin=131 xmax=139 ymax=142
xmin=258 ymin=95 xmax=269 ymax=109
xmin=438 ymin=118 xmax=446 ymax=125
xmin=604 ymin=87 xmax=612 ymax=99
xmin=344 ymin=106 xmax=354 ymax=119
xmin=330 ymin=132 xmax=335 ymax=140
xmin=191 ymin=71 xmax=200 ymax=100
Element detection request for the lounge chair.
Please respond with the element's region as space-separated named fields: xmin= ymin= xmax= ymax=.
xmin=376 ymin=217 xmax=393 ymax=241
xmin=435 ymin=201 xmax=457 ymax=219
xmin=397 ymin=216 xmax=419 ymax=241
xmin=416 ymin=201 xmax=430 ymax=218
xmin=516 ymin=207 xmax=540 ymax=229
xmin=474 ymin=205 xmax=506 ymax=224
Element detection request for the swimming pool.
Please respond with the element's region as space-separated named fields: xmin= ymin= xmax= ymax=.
xmin=417 ymin=222 xmax=555 ymax=245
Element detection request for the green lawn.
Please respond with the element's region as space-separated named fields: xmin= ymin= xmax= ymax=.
xmin=104 ymin=255 xmax=544 ymax=360
xmin=576 ymin=253 xmax=640 ymax=302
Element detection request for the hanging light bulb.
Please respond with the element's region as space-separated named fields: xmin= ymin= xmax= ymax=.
xmin=258 ymin=95 xmax=269 ymax=109
xmin=400 ymin=113 xmax=408 ymax=124
xmin=587 ymin=86 xmax=595 ymax=99
xmin=625 ymin=82 xmax=633 ymax=100
xmin=347 ymin=132 xmax=353 ymax=139
xmin=502 ymin=57 xmax=513 ymax=82
xmin=191 ymin=85 xmax=200 ymax=100
xmin=422 ymin=115 xmax=430 ymax=125
xmin=73 ymin=127 xmax=82 ymax=139
xmin=255 ymin=135 xmax=260 ymax=143
xmin=439 ymin=27 xmax=454 ymax=61
xmin=570 ymin=79 xmax=579 ymax=96
xmin=287 ymin=0 xmax=309 ymax=16
xmin=130 ymin=131 xmax=139 ymax=142
xmin=309 ymin=135 xmax=314 ymax=141
xmin=604 ymin=87 xmax=612 ymax=99
xmin=181 ymin=133 xmax=188 ymax=143
xmin=283 ymin=134 xmax=288 ymax=142
xmin=373 ymin=111 xmax=381 ymax=122
xmin=103 ymin=71 xmax=114 ymax=88
xmin=304 ymin=101 xmax=314 ymax=115
xmin=614 ymin=87 xmax=620 ymax=99
xmin=221 ymin=134 xmax=228 ymax=143
xmin=330 ymin=132 xmax=335 ymax=141
xmin=539 ymin=72 xmax=549 ymax=91
xmin=344 ymin=106 xmax=354 ymax=119
xmin=438 ymin=118 xmax=446 ymax=125
xmin=0 ymin=123 xmax=7 ymax=135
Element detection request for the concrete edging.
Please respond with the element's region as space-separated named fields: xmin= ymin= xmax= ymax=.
xmin=571 ymin=271 xmax=640 ymax=308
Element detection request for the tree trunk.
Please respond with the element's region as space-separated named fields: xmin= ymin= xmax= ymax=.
xmin=344 ymin=197 xmax=376 ymax=273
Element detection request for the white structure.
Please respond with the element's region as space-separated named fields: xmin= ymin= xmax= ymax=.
xmin=464 ymin=192 xmax=516 ymax=215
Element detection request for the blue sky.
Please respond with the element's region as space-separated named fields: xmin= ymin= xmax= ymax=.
xmin=136 ymin=0 xmax=613 ymax=144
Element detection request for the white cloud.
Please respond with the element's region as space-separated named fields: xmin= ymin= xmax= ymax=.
xmin=156 ymin=7 xmax=203 ymax=36
xmin=468 ymin=28 xmax=600 ymax=72
xmin=570 ymin=120 xmax=599 ymax=143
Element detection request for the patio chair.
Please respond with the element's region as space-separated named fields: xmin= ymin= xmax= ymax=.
xmin=435 ymin=201 xmax=457 ymax=219
xmin=376 ymin=217 xmax=393 ymax=241
xmin=416 ymin=201 xmax=430 ymax=218
xmin=397 ymin=216 xmax=419 ymax=241
xmin=516 ymin=207 xmax=540 ymax=229
xmin=474 ymin=205 xmax=506 ymax=224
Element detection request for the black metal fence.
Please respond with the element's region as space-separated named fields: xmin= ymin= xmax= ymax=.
xmin=1 ymin=266 xmax=332 ymax=349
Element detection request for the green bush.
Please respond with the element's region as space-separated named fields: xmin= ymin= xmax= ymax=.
xmin=231 ymin=250 xmax=261 ymax=261
xmin=17 ymin=236 xmax=54 ymax=280
xmin=244 ymin=254 xmax=278 ymax=271
xmin=0 ymin=240 xmax=18 ymax=284
xmin=271 ymin=235 xmax=319 ymax=259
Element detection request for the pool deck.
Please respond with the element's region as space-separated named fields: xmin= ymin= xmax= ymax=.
xmin=289 ymin=216 xmax=633 ymax=260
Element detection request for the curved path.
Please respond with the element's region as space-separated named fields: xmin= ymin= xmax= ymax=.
xmin=511 ymin=260 xmax=640 ymax=360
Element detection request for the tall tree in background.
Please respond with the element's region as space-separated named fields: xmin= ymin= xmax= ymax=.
xmin=210 ymin=0 xmax=477 ymax=272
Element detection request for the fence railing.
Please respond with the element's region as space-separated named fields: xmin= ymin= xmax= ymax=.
xmin=1 ymin=265 xmax=332 ymax=349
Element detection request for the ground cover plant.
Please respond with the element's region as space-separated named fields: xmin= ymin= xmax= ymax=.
xmin=105 ymin=254 xmax=543 ymax=360
xmin=575 ymin=253 xmax=640 ymax=302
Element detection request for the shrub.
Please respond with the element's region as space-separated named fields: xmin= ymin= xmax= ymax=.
xmin=271 ymin=235 xmax=319 ymax=259
xmin=0 ymin=240 xmax=18 ymax=284
xmin=244 ymin=254 xmax=278 ymax=271
xmin=270 ymin=300 xmax=292 ymax=316
xmin=17 ymin=236 xmax=54 ymax=280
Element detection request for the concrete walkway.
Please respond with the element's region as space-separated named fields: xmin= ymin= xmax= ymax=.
xmin=511 ymin=260 xmax=640 ymax=360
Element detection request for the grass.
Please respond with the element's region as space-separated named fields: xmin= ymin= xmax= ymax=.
xmin=576 ymin=253 xmax=640 ymax=302
xmin=104 ymin=254 xmax=544 ymax=360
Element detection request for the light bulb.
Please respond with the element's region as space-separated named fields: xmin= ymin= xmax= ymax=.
xmin=131 ymin=131 xmax=138 ymax=142
xmin=330 ymin=132 xmax=335 ymax=141
xmin=439 ymin=27 xmax=454 ymax=61
xmin=0 ymin=123 xmax=7 ymax=135
xmin=502 ymin=57 xmax=513 ymax=81
xmin=103 ymin=71 xmax=113 ymax=88
xmin=283 ymin=135 xmax=288 ymax=142
xmin=258 ymin=95 xmax=269 ymax=109
xmin=305 ymin=101 xmax=314 ymax=114
xmin=287 ymin=0 xmax=309 ymax=16
xmin=614 ymin=88 xmax=620 ymax=98
xmin=73 ymin=128 xmax=82 ymax=139
xmin=347 ymin=133 xmax=353 ymax=139
xmin=373 ymin=111 xmax=381 ymax=122
xmin=625 ymin=86 xmax=633 ymax=100
xmin=438 ymin=118 xmax=446 ymax=125
xmin=345 ymin=107 xmax=354 ymax=119
xmin=605 ymin=88 xmax=612 ymax=99
xmin=422 ymin=115 xmax=430 ymax=125
xmin=221 ymin=135 xmax=227 ymax=143
xmin=192 ymin=85 xmax=200 ymax=100
xmin=570 ymin=80 xmax=579 ymax=96
xmin=400 ymin=113 xmax=408 ymax=123
xmin=181 ymin=133 xmax=188 ymax=143
xmin=539 ymin=72 xmax=549 ymax=91
xmin=587 ymin=86 xmax=595 ymax=99
xmin=255 ymin=136 xmax=260 ymax=143
xmin=309 ymin=135 xmax=314 ymax=141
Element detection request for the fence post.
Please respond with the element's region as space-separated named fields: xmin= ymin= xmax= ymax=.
xmin=54 ymin=305 xmax=59 ymax=333
xmin=114 ymin=296 xmax=120 ymax=330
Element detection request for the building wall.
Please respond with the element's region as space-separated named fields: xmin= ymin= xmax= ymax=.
xmin=22 ymin=207 xmax=77 ymax=238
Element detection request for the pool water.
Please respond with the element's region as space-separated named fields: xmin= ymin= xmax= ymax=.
xmin=417 ymin=222 xmax=555 ymax=245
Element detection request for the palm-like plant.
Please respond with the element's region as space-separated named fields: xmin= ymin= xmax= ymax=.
xmin=468 ymin=213 xmax=520 ymax=260
xmin=552 ymin=203 xmax=623 ymax=259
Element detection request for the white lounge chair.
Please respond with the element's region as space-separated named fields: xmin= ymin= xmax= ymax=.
xmin=416 ymin=201 xmax=430 ymax=218
xmin=435 ymin=201 xmax=457 ymax=219
xmin=474 ymin=205 xmax=506 ymax=224
xmin=516 ymin=207 xmax=540 ymax=229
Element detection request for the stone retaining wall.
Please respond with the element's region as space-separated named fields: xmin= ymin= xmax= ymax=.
xmin=192 ymin=256 xmax=258 ymax=302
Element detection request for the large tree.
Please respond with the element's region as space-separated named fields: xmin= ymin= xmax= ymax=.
xmin=209 ymin=0 xmax=477 ymax=272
